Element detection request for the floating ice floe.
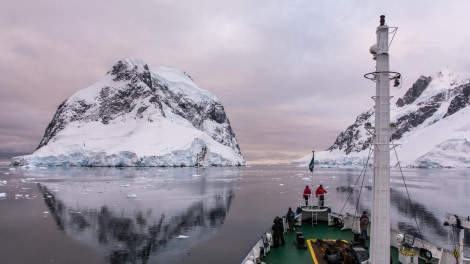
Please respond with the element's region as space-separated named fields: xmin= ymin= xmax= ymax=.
xmin=127 ymin=194 xmax=137 ymax=198
xmin=175 ymin=235 xmax=189 ymax=239
xmin=0 ymin=193 xmax=6 ymax=198
xmin=120 ymin=184 xmax=131 ymax=187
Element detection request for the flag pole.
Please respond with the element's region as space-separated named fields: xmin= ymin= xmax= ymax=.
xmin=308 ymin=150 xmax=315 ymax=187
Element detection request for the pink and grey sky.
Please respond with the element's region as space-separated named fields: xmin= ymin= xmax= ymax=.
xmin=1 ymin=0 xmax=470 ymax=163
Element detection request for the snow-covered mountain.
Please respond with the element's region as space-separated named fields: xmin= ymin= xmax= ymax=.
xmin=12 ymin=59 xmax=246 ymax=167
xmin=295 ymin=68 xmax=470 ymax=168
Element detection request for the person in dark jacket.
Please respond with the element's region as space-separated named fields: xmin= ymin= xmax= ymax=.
xmin=286 ymin=207 xmax=295 ymax=233
xmin=271 ymin=217 xmax=281 ymax=247
xmin=277 ymin=217 xmax=285 ymax=246
xmin=271 ymin=216 xmax=285 ymax=247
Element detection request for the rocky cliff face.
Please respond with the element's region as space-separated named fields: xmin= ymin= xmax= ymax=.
xmin=16 ymin=59 xmax=245 ymax=167
xmin=395 ymin=76 xmax=432 ymax=107
xmin=325 ymin=69 xmax=470 ymax=167
xmin=444 ymin=82 xmax=470 ymax=117
xmin=325 ymin=110 xmax=374 ymax=154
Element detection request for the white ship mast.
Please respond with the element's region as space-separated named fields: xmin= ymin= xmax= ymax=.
xmin=364 ymin=15 xmax=400 ymax=264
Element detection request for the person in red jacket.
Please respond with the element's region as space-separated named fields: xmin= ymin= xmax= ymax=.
xmin=315 ymin=184 xmax=327 ymax=206
xmin=303 ymin=185 xmax=311 ymax=206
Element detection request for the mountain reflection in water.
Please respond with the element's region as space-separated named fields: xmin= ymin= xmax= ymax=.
xmin=36 ymin=168 xmax=236 ymax=264
xmin=333 ymin=170 xmax=470 ymax=251
xmin=6 ymin=166 xmax=469 ymax=263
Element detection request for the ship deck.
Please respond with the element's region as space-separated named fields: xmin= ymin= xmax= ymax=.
xmin=259 ymin=221 xmax=412 ymax=264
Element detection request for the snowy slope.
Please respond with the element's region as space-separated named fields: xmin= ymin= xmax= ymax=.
xmin=12 ymin=59 xmax=245 ymax=167
xmin=295 ymin=68 xmax=470 ymax=168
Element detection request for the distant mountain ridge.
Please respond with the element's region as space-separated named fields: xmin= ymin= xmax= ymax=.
xmin=13 ymin=59 xmax=246 ymax=167
xmin=296 ymin=68 xmax=470 ymax=168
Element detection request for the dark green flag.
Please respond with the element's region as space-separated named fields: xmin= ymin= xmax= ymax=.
xmin=308 ymin=156 xmax=314 ymax=172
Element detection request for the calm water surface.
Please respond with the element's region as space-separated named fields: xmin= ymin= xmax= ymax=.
xmin=0 ymin=164 xmax=468 ymax=263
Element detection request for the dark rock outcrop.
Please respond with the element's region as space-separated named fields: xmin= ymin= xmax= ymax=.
xmin=326 ymin=71 xmax=470 ymax=156
xmin=396 ymin=76 xmax=432 ymax=107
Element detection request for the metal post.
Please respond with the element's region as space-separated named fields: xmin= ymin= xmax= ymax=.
xmin=459 ymin=228 xmax=464 ymax=264
xmin=370 ymin=15 xmax=391 ymax=264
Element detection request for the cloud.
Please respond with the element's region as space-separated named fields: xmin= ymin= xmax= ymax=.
xmin=1 ymin=0 xmax=470 ymax=162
